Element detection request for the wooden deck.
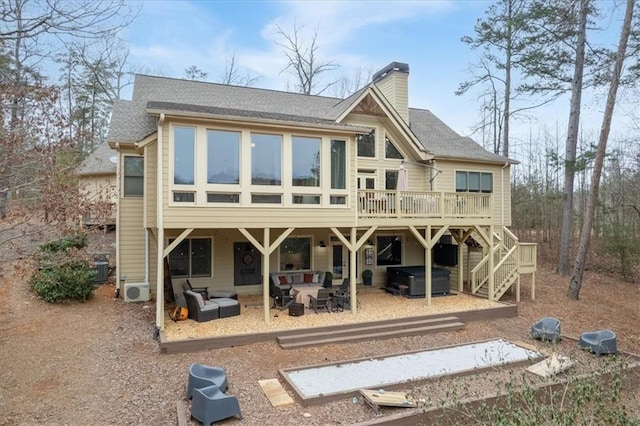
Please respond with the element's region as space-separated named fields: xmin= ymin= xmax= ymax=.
xmin=158 ymin=291 xmax=517 ymax=354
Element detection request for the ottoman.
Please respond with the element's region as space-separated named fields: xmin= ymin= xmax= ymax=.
xmin=213 ymin=297 xmax=241 ymax=318
xmin=209 ymin=290 xmax=238 ymax=300
xmin=289 ymin=302 xmax=304 ymax=317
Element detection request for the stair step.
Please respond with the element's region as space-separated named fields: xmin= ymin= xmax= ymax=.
xmin=279 ymin=321 xmax=465 ymax=350
xmin=277 ymin=316 xmax=460 ymax=345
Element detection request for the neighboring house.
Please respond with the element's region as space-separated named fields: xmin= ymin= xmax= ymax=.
xmin=107 ymin=62 xmax=537 ymax=331
xmin=76 ymin=142 xmax=117 ymax=227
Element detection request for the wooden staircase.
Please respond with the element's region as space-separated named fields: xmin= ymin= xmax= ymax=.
xmin=277 ymin=315 xmax=464 ymax=349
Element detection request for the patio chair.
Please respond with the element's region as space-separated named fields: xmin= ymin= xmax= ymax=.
xmin=531 ymin=317 xmax=561 ymax=343
xmin=184 ymin=279 xmax=210 ymax=300
xmin=330 ymin=279 xmax=350 ymax=311
xmin=308 ymin=288 xmax=331 ymax=314
xmin=191 ymin=384 xmax=242 ymax=425
xmin=187 ymin=363 xmax=228 ymax=400
xmin=578 ymin=330 xmax=617 ymax=356
xmin=184 ymin=290 xmax=219 ymax=323
xmin=270 ymin=285 xmax=294 ymax=310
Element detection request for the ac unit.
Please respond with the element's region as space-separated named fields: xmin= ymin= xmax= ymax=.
xmin=124 ymin=282 xmax=150 ymax=302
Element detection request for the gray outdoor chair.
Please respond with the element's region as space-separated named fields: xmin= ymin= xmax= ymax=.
xmin=531 ymin=317 xmax=561 ymax=343
xmin=578 ymin=330 xmax=617 ymax=356
xmin=191 ymin=384 xmax=242 ymax=425
xmin=308 ymin=288 xmax=332 ymax=314
xmin=187 ymin=363 xmax=228 ymax=400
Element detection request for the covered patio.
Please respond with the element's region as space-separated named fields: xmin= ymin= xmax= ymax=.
xmin=158 ymin=287 xmax=516 ymax=353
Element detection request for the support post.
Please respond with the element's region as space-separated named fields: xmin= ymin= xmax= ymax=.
xmin=350 ymin=227 xmax=358 ymax=314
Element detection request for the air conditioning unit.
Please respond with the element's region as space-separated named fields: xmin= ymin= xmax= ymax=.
xmin=124 ymin=282 xmax=150 ymax=302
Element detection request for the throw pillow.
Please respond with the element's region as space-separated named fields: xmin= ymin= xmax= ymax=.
xmin=270 ymin=275 xmax=280 ymax=287
xmin=194 ymin=292 xmax=205 ymax=308
xmin=304 ymin=273 xmax=314 ymax=283
xmin=313 ymin=273 xmax=319 ymax=283
xmin=278 ymin=275 xmax=288 ymax=285
xmin=292 ymin=273 xmax=304 ymax=284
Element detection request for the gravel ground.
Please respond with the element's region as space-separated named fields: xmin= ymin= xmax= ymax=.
xmin=1 ymin=229 xmax=639 ymax=425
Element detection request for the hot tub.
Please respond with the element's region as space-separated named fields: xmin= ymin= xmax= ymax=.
xmin=385 ymin=266 xmax=451 ymax=297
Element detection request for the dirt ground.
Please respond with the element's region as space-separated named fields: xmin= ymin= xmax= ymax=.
xmin=1 ymin=228 xmax=639 ymax=425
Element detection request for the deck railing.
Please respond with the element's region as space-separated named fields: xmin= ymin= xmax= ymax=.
xmin=358 ymin=190 xmax=492 ymax=219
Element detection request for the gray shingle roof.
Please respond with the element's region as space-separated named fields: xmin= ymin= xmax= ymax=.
xmin=108 ymin=74 xmax=515 ymax=164
xmin=408 ymin=108 xmax=517 ymax=164
xmin=77 ymin=142 xmax=117 ymax=175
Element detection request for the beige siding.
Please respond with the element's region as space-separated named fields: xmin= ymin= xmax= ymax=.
xmin=145 ymin=142 xmax=157 ymax=229
xmin=374 ymin=73 xmax=409 ymax=123
xmin=118 ymin=197 xmax=146 ymax=283
xmin=166 ymin=228 xmax=332 ymax=297
xmin=433 ymin=159 xmax=512 ymax=226
xmin=78 ymin=174 xmax=116 ymax=224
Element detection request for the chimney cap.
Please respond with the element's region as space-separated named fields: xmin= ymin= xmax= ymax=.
xmin=372 ymin=62 xmax=410 ymax=83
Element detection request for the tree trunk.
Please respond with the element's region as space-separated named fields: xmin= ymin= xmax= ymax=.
xmin=502 ymin=0 xmax=513 ymax=158
xmin=559 ymin=0 xmax=589 ymax=275
xmin=568 ymin=0 xmax=634 ymax=300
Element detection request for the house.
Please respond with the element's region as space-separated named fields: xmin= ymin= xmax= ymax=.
xmin=106 ymin=61 xmax=537 ymax=332
xmin=76 ymin=142 xmax=117 ymax=227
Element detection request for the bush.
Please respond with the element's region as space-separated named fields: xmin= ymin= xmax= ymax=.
xmin=30 ymin=234 xmax=95 ymax=303
xmin=30 ymin=260 xmax=96 ymax=303
xmin=39 ymin=234 xmax=87 ymax=253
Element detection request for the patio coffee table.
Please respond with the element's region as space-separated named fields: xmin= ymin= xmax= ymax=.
xmin=291 ymin=285 xmax=322 ymax=308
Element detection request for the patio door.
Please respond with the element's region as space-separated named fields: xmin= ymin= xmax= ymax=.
xmin=331 ymin=244 xmax=350 ymax=284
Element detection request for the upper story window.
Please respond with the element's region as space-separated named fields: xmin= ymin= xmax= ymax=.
xmin=385 ymin=136 xmax=404 ymax=159
xmin=251 ymin=133 xmax=281 ymax=186
xmin=357 ymin=129 xmax=376 ymax=158
xmin=456 ymin=171 xmax=493 ymax=193
xmin=292 ymin=136 xmax=320 ymax=187
xmin=174 ymin=126 xmax=195 ymax=185
xmin=168 ymin=237 xmax=212 ymax=278
xmin=123 ymin=156 xmax=143 ymax=197
xmin=208 ymin=130 xmax=240 ymax=184
xmin=330 ymin=139 xmax=346 ymax=190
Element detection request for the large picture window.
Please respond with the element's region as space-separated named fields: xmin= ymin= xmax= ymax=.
xmin=251 ymin=133 xmax=281 ymax=185
xmin=456 ymin=171 xmax=493 ymax=193
xmin=279 ymin=237 xmax=311 ymax=271
xmin=357 ymin=129 xmax=376 ymax=158
xmin=376 ymin=236 xmax=402 ymax=266
xmin=292 ymin=136 xmax=320 ymax=187
xmin=168 ymin=238 xmax=212 ymax=278
xmin=174 ymin=126 xmax=195 ymax=185
xmin=208 ymin=130 xmax=240 ymax=184
xmin=123 ymin=156 xmax=143 ymax=197
xmin=330 ymin=139 xmax=346 ymax=189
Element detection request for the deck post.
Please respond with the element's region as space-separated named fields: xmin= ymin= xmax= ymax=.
xmin=488 ymin=225 xmax=495 ymax=301
xmin=425 ymin=225 xmax=432 ymax=307
xmin=350 ymin=227 xmax=358 ymax=314
xmin=263 ymin=228 xmax=270 ymax=323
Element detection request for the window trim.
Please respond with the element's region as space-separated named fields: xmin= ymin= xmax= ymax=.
xmin=167 ymin=237 xmax=213 ymax=278
xmin=375 ymin=234 xmax=403 ymax=267
xmin=278 ymin=235 xmax=314 ymax=271
xmin=455 ymin=170 xmax=493 ymax=193
xmin=123 ymin=155 xmax=144 ymax=197
xmin=356 ymin=128 xmax=377 ymax=159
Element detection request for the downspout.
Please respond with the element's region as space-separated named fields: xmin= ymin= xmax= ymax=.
xmin=155 ymin=113 xmax=165 ymax=336
xmin=501 ymin=162 xmax=508 ymax=227
xmin=114 ymin=143 xmax=121 ymax=298
xmin=144 ymin=229 xmax=149 ymax=283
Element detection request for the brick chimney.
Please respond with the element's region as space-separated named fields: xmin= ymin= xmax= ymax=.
xmin=372 ymin=62 xmax=409 ymax=123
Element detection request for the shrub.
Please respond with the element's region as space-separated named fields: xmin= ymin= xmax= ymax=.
xmin=30 ymin=234 xmax=95 ymax=303
xmin=30 ymin=260 xmax=96 ymax=303
xmin=39 ymin=234 xmax=87 ymax=253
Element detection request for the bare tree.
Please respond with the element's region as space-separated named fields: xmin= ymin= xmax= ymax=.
xmin=331 ymin=65 xmax=373 ymax=98
xmin=273 ymin=22 xmax=338 ymax=95
xmin=183 ymin=65 xmax=208 ymax=81
xmin=568 ymin=0 xmax=635 ymax=300
xmin=219 ymin=51 xmax=261 ymax=87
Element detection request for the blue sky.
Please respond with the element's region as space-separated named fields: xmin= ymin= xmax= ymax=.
xmin=120 ymin=0 xmax=636 ymax=161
